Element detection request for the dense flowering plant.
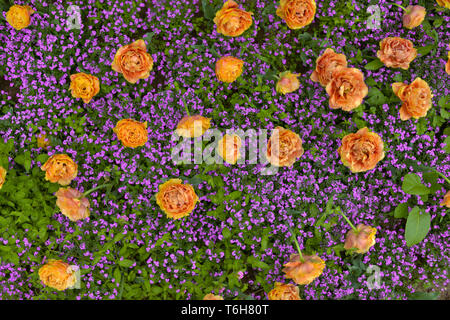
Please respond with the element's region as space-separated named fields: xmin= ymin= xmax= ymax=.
xmin=0 ymin=0 xmax=449 ymax=301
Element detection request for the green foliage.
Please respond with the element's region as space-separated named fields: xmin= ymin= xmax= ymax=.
xmin=394 ymin=203 xmax=409 ymax=219
xmin=405 ymin=207 xmax=431 ymax=247
xmin=364 ymin=58 xmax=384 ymax=71
xmin=402 ymin=173 xmax=430 ymax=195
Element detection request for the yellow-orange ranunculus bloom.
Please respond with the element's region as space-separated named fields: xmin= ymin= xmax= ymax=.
xmin=69 ymin=73 xmax=100 ymax=104
xmin=276 ymin=71 xmax=301 ymax=94
xmin=37 ymin=133 xmax=50 ymax=150
xmin=203 ymin=293 xmax=224 ymax=300
xmin=38 ymin=260 xmax=77 ymax=291
xmin=41 ymin=154 xmax=78 ymax=186
xmin=113 ymin=119 xmax=148 ymax=148
xmin=392 ymin=77 xmax=433 ymax=121
xmin=326 ymin=67 xmax=368 ymax=112
xmin=112 ymin=39 xmax=154 ymax=83
xmin=282 ymin=254 xmax=325 ymax=285
xmin=446 ymin=51 xmax=450 ymax=75
xmin=268 ymin=282 xmax=301 ymax=300
xmin=377 ymin=37 xmax=417 ymax=70
xmin=215 ymin=56 xmax=244 ymax=83
xmin=0 ymin=166 xmax=6 ymax=189
xmin=213 ymin=0 xmax=253 ymax=37
xmin=436 ymin=0 xmax=450 ymax=9
xmin=6 ymin=5 xmax=34 ymax=30
xmin=276 ymin=0 xmax=316 ymax=29
xmin=218 ymin=134 xmax=242 ymax=164
xmin=155 ymin=179 xmax=199 ymax=220
xmin=55 ymin=187 xmax=90 ymax=222
xmin=338 ymin=127 xmax=385 ymax=173
xmin=402 ymin=5 xmax=426 ymax=29
xmin=311 ymin=48 xmax=348 ymax=87
xmin=176 ymin=115 xmax=211 ymax=138
xmin=344 ymin=224 xmax=377 ymax=254
xmin=266 ymin=127 xmax=304 ymax=167
xmin=441 ymin=191 xmax=450 ymax=208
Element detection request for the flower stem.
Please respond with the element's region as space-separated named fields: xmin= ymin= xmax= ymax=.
xmin=83 ymin=183 xmax=112 ymax=197
xmin=181 ymin=97 xmax=190 ymax=116
xmin=339 ymin=210 xmax=358 ymax=233
xmin=387 ymin=2 xmax=407 ymax=11
xmin=435 ymin=170 xmax=450 ymax=185
xmin=289 ymin=229 xmax=305 ymax=262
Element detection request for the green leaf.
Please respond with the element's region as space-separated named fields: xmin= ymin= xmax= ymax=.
xmin=222 ymin=227 xmax=231 ymax=239
xmin=366 ymin=87 xmax=387 ymax=106
xmin=416 ymin=45 xmax=434 ymax=56
xmin=118 ymin=259 xmax=134 ymax=268
xmin=405 ymin=207 xmax=431 ymax=247
xmin=247 ymin=256 xmax=269 ymax=269
xmin=201 ymin=0 xmax=215 ymax=20
xmin=143 ymin=32 xmax=154 ymax=44
xmin=422 ymin=171 xmax=441 ymax=193
xmin=364 ymin=58 xmax=384 ymax=71
xmin=408 ymin=291 xmax=439 ymax=300
xmin=444 ymin=136 xmax=450 ymax=153
xmin=36 ymin=153 xmax=49 ymax=164
xmin=394 ymin=203 xmax=409 ymax=219
xmin=227 ymin=191 xmax=242 ymax=200
xmin=113 ymin=268 xmax=122 ymax=284
xmin=402 ymin=173 xmax=430 ymax=195
xmin=392 ymin=73 xmax=402 ymax=82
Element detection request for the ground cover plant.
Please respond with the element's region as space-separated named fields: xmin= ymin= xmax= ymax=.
xmin=0 ymin=0 xmax=449 ymax=300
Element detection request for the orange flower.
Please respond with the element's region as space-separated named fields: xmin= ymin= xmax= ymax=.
xmin=310 ymin=48 xmax=348 ymax=87
xmin=6 ymin=5 xmax=34 ymax=30
xmin=266 ymin=127 xmax=304 ymax=167
xmin=112 ymin=39 xmax=153 ymax=83
xmin=282 ymin=254 xmax=325 ymax=285
xmin=215 ymin=56 xmax=244 ymax=83
xmin=402 ymin=5 xmax=426 ymax=29
xmin=176 ymin=115 xmax=211 ymax=138
xmin=446 ymin=51 xmax=450 ymax=75
xmin=344 ymin=224 xmax=377 ymax=254
xmin=213 ymin=0 xmax=253 ymax=37
xmin=325 ymin=67 xmax=368 ymax=111
xmin=392 ymin=77 xmax=433 ymax=121
xmin=0 ymin=166 xmax=6 ymax=189
xmin=436 ymin=0 xmax=450 ymax=9
xmin=338 ymin=127 xmax=385 ymax=173
xmin=203 ymin=293 xmax=224 ymax=300
xmin=268 ymin=282 xmax=301 ymax=300
xmin=276 ymin=71 xmax=301 ymax=94
xmin=155 ymin=179 xmax=199 ymax=220
xmin=37 ymin=133 xmax=50 ymax=150
xmin=38 ymin=260 xmax=77 ymax=291
xmin=218 ymin=134 xmax=242 ymax=164
xmin=441 ymin=191 xmax=450 ymax=208
xmin=69 ymin=73 xmax=100 ymax=104
xmin=55 ymin=187 xmax=90 ymax=222
xmin=377 ymin=37 xmax=417 ymax=70
xmin=113 ymin=119 xmax=148 ymax=148
xmin=276 ymin=0 xmax=316 ymax=29
xmin=41 ymin=154 xmax=78 ymax=186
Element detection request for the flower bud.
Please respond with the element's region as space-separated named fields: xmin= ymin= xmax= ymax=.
xmin=402 ymin=5 xmax=426 ymax=29
xmin=282 ymin=253 xmax=325 ymax=285
xmin=344 ymin=224 xmax=377 ymax=254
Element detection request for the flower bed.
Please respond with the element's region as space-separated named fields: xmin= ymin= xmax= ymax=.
xmin=0 ymin=0 xmax=449 ymax=300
